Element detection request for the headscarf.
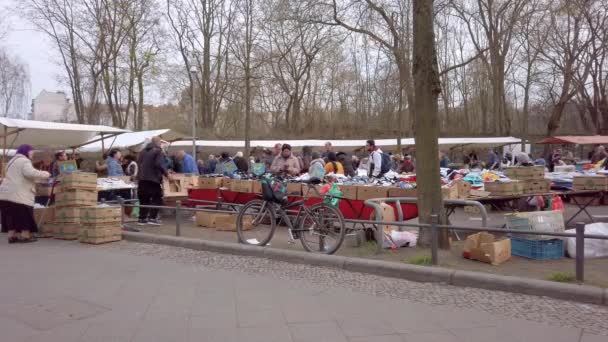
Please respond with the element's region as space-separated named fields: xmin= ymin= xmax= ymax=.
xmin=16 ymin=144 xmax=33 ymax=158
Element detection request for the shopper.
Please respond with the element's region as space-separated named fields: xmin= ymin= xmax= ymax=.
xmin=123 ymin=155 xmax=139 ymax=179
xmin=322 ymin=141 xmax=333 ymax=161
xmin=137 ymin=137 xmax=169 ymax=225
xmin=270 ymin=144 xmax=301 ymax=176
xmin=324 ymin=152 xmax=345 ymax=175
xmin=215 ymin=152 xmax=237 ymax=175
xmin=233 ymin=151 xmax=249 ymax=173
xmin=202 ymin=154 xmax=217 ymax=175
xmin=487 ymin=150 xmax=499 ymax=170
xmin=591 ymin=146 xmax=608 ymax=164
xmin=400 ymin=155 xmax=415 ymax=173
xmin=176 ymin=150 xmax=199 ymax=175
xmin=366 ymin=139 xmax=389 ymax=178
xmin=439 ymin=151 xmax=450 ymax=168
xmin=337 ymin=152 xmax=356 ymax=177
xmin=310 ymin=152 xmax=325 ymax=170
xmin=0 ymin=144 xmax=51 ymax=243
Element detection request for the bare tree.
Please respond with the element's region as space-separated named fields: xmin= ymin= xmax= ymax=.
xmin=0 ymin=51 xmax=29 ymax=116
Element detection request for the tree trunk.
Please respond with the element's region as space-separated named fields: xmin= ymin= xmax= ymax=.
xmin=413 ymin=0 xmax=449 ymax=249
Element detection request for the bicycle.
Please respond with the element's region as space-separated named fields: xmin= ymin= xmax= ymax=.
xmin=236 ymin=180 xmax=346 ymax=255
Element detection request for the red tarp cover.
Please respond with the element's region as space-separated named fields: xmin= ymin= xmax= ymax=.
xmin=537 ymin=136 xmax=608 ymax=145
xmin=187 ymin=189 xmax=419 ymax=221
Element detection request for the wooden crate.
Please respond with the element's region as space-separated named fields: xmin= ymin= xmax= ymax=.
xmin=573 ymin=176 xmax=608 ymax=191
xmin=484 ymin=181 xmax=524 ymax=196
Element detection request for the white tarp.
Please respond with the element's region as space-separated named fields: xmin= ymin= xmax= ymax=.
xmin=170 ymin=137 xmax=520 ymax=149
xmin=79 ymin=129 xmax=182 ymax=153
xmin=0 ymin=117 xmax=128 ymax=150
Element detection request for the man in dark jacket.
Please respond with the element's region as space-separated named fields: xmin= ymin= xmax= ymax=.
xmin=137 ymin=137 xmax=169 ymax=225
xmin=337 ymin=152 xmax=356 ymax=177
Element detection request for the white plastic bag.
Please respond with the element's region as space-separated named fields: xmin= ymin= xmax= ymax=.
xmin=565 ymin=223 xmax=608 ymax=258
xmin=383 ymin=230 xmax=418 ymax=249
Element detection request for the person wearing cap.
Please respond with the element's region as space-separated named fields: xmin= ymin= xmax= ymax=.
xmin=270 ymin=144 xmax=301 ymax=176
xmin=0 ymin=144 xmax=51 ymax=243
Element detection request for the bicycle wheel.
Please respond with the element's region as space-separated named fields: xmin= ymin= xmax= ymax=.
xmin=236 ymin=200 xmax=276 ymax=246
xmin=298 ymin=202 xmax=346 ymax=254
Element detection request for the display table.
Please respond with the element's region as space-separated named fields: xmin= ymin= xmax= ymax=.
xmin=187 ymin=189 xmax=419 ymax=221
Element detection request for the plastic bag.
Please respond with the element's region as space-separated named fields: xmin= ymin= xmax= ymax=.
xmin=309 ymin=163 xmax=325 ymax=181
xmin=383 ymin=230 xmax=418 ymax=249
xmin=565 ymin=223 xmax=608 ymax=258
xmin=252 ymin=163 xmax=266 ymax=176
xmin=323 ymin=183 xmax=342 ymax=207
xmin=551 ymin=195 xmax=564 ymax=212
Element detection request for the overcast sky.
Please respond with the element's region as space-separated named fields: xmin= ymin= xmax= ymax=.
xmin=1 ymin=0 xmax=65 ymax=98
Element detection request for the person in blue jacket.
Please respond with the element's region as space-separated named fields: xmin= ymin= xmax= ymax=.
xmin=176 ymin=150 xmax=199 ymax=175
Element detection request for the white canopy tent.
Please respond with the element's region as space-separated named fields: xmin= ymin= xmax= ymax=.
xmin=169 ymin=137 xmax=519 ymax=149
xmin=79 ymin=129 xmax=184 ymax=153
xmin=0 ymin=117 xmax=129 ymax=151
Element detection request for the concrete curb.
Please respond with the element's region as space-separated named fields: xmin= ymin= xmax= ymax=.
xmin=122 ymin=232 xmax=607 ymax=306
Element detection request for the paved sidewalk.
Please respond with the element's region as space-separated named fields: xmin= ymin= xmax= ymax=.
xmin=0 ymin=239 xmax=604 ymax=342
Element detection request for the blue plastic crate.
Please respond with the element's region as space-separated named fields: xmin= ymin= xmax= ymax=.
xmin=510 ymin=238 xmax=564 ymax=260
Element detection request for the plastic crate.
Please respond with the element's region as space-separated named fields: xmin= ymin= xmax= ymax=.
xmin=510 ymin=237 xmax=564 ymax=260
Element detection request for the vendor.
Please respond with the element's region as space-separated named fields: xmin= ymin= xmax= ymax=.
xmin=97 ymin=149 xmax=124 ymax=177
xmin=270 ymin=144 xmax=301 ymax=176
xmin=400 ymin=155 xmax=415 ymax=173
xmin=176 ymin=150 xmax=199 ymax=175
xmin=50 ymin=151 xmax=67 ymax=177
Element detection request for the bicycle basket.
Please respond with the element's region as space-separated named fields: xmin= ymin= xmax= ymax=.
xmin=261 ymin=176 xmax=287 ymax=203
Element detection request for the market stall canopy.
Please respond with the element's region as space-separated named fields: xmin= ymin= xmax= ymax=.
xmin=170 ymin=137 xmax=519 ymax=149
xmin=79 ymin=129 xmax=184 ymax=153
xmin=536 ymin=136 xmax=608 ymax=145
xmin=0 ymin=118 xmax=129 ymax=150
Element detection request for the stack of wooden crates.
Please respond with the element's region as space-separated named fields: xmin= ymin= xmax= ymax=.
xmin=52 ymin=172 xmax=98 ymax=240
xmin=503 ymin=166 xmax=550 ymax=194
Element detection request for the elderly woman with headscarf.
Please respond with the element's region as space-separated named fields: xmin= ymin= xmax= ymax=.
xmin=0 ymin=145 xmax=51 ymax=243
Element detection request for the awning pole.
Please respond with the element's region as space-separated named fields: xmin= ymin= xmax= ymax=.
xmin=101 ymin=133 xmax=105 ymax=157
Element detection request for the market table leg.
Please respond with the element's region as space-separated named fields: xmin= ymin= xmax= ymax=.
xmin=566 ymin=195 xmax=598 ymax=226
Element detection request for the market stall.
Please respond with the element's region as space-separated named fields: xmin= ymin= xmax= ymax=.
xmin=79 ymin=129 xmax=184 ymax=153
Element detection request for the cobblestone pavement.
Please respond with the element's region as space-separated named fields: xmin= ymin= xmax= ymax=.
xmin=0 ymin=239 xmax=606 ymax=342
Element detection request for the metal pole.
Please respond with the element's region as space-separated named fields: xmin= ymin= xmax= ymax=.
xmin=575 ymin=222 xmax=585 ymax=283
xmin=175 ymin=200 xmax=182 ymax=237
xmin=191 ymin=70 xmax=197 ymax=160
xmin=430 ymin=214 xmax=439 ymax=265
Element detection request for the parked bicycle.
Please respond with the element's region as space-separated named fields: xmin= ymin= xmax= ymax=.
xmin=236 ymin=177 xmax=346 ymax=254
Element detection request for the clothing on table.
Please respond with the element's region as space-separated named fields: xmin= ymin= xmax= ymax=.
xmin=106 ymin=157 xmax=124 ymax=177
xmin=181 ymin=153 xmax=199 ymax=175
xmin=368 ymin=149 xmax=384 ymax=178
xmin=591 ymin=151 xmax=608 ymax=164
xmin=137 ymin=143 xmax=168 ymax=184
xmin=0 ymin=200 xmax=38 ymax=233
xmin=270 ymin=155 xmax=301 ymax=176
xmin=324 ymin=161 xmax=344 ymax=175
xmin=233 ymin=156 xmax=249 ymax=173
xmin=138 ymin=180 xmax=163 ymax=221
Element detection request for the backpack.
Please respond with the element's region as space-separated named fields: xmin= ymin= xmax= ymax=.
xmin=261 ymin=175 xmax=287 ymax=204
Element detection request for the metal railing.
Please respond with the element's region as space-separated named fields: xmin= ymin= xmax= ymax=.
xmin=111 ymin=196 xmax=608 ymax=283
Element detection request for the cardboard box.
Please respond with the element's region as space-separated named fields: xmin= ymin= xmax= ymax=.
xmin=79 ymin=227 xmax=122 ymax=244
xmin=215 ymin=214 xmax=252 ymax=231
xmin=573 ymin=175 xmax=608 ymax=191
xmin=252 ymin=181 xmax=262 ymax=194
xmin=55 ymin=207 xmax=81 ymax=223
xmin=286 ymin=182 xmax=302 ymax=195
xmin=196 ymin=211 xmax=220 ymax=228
xmin=357 ymin=186 xmax=388 ymax=201
xmin=53 ymin=224 xmax=80 ymax=240
xmin=441 ymin=186 xmax=459 ymax=200
xmin=521 ymin=179 xmax=551 ymax=194
xmin=80 ymin=207 xmax=122 ymax=224
xmin=462 ymin=232 xmax=511 ymax=265
xmin=37 ymin=222 xmax=55 ymax=238
xmin=387 ymin=187 xmax=417 ymax=198
xmin=55 ymin=190 xmax=98 ymax=207
xmin=504 ymin=166 xmax=545 ymax=180
xmin=57 ymin=172 xmax=98 ymax=191
xmin=454 ymin=180 xmax=472 ymax=198
xmin=34 ymin=207 xmax=55 ymax=225
xmin=221 ymin=178 xmax=233 ymax=190
xmin=198 ymin=177 xmax=224 ymax=190
xmin=483 ymin=181 xmax=523 ymax=196
xmin=339 ymin=185 xmax=359 ymax=200
xmin=469 ymin=189 xmax=491 ymax=198
xmin=231 ymin=179 xmax=254 ymax=193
